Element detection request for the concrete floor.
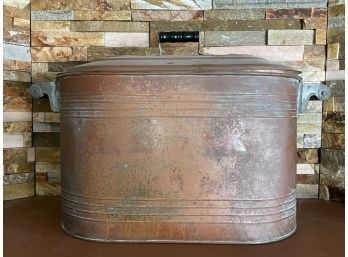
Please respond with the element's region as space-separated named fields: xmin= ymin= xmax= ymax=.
xmin=4 ymin=197 xmax=345 ymax=257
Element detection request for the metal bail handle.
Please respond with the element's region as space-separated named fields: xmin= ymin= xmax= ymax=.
xmin=298 ymin=82 xmax=331 ymax=113
xmin=158 ymin=31 xmax=199 ymax=43
xmin=29 ymin=81 xmax=60 ymax=112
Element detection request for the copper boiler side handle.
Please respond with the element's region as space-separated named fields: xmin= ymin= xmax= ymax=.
xmin=298 ymin=82 xmax=331 ymax=113
xmin=28 ymin=81 xmax=60 ymax=112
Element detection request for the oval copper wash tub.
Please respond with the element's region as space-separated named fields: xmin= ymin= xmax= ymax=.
xmin=29 ymin=55 xmax=331 ymax=244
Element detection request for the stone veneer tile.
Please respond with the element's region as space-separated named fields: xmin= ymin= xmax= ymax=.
xmin=322 ymin=112 xmax=344 ymax=133
xmin=326 ymin=60 xmax=341 ymax=70
xmin=304 ymin=45 xmax=326 ymax=62
xmin=3 ymin=44 xmax=31 ymax=62
xmin=200 ymin=46 xmax=304 ymax=61
xmin=33 ymin=122 xmax=60 ymax=132
xmin=315 ymin=29 xmax=327 ymax=44
xmin=297 ymin=164 xmax=319 ymax=174
xmin=266 ymin=8 xmax=327 ymax=19
xmin=31 ymin=21 xmax=71 ymax=31
xmin=328 ymin=16 xmax=345 ymax=28
xmin=3 ymin=147 xmax=34 ymax=164
xmin=3 ymin=112 xmax=32 ymax=122
xmin=31 ymin=47 xmax=87 ymax=62
xmin=3 ymin=30 xmax=30 ymax=46
xmin=131 ymin=0 xmax=212 ymax=10
xmin=301 ymin=71 xmax=326 ymax=81
xmin=282 ymin=60 xmax=325 ymax=72
xmin=104 ymin=32 xmax=149 ymax=47
xmin=3 ymin=172 xmax=35 ymax=185
xmin=74 ymin=10 xmax=131 ymax=20
xmin=214 ymin=0 xmax=327 ymax=9
xmin=327 ymin=27 xmax=345 ymax=44
xmin=297 ymin=149 xmax=319 ymax=164
xmin=327 ymin=43 xmax=344 ymax=60
xmin=3 ymin=134 xmax=30 ymax=148
xmin=4 ymin=122 xmax=32 ymax=133
xmin=13 ymin=17 xmax=30 ymax=30
xmin=3 ymin=70 xmax=31 ymax=82
xmin=326 ymin=70 xmax=345 ymax=80
xmin=33 ymin=133 xmax=60 ymax=147
xmin=4 ymin=5 xmax=30 ymax=19
xmin=303 ymin=18 xmax=327 ymax=29
xmin=31 ymin=0 xmax=130 ymax=11
xmin=322 ymin=133 xmax=345 ymax=149
xmin=326 ymin=80 xmax=344 ymax=96
xmin=31 ymin=10 xmax=74 ymax=20
xmin=204 ymin=31 xmax=266 ymax=46
xmin=4 ymin=182 xmax=34 ymax=200
xmin=36 ymin=162 xmax=61 ymax=173
xmin=4 ymin=163 xmax=35 ymax=175
xmin=132 ymin=10 xmax=203 ymax=21
xmin=36 ymin=147 xmax=60 ymax=162
xmin=149 ymin=20 xmax=301 ymax=32
xmin=323 ymin=96 xmax=345 ymax=112
xmin=70 ymin=21 xmax=149 ymax=32
xmin=328 ymin=4 xmax=345 ymax=16
xmin=296 ymin=184 xmax=319 ymax=198
xmin=3 ymin=60 xmax=31 ymax=71
xmin=204 ymin=9 xmax=265 ymax=20
xmin=268 ymin=30 xmax=314 ymax=45
xmin=4 ymin=0 xmax=30 ymax=8
xmin=31 ymin=31 xmax=104 ymax=47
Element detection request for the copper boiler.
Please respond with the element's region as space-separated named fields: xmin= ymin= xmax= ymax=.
xmin=29 ymin=55 xmax=330 ymax=243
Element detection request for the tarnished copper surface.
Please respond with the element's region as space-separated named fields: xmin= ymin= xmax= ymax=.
xmin=58 ymin=55 xmax=301 ymax=243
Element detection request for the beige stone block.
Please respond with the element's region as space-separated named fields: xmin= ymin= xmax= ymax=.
xmin=204 ymin=31 xmax=266 ymax=46
xmin=315 ymin=29 xmax=326 ymax=44
xmin=3 ymin=133 xmax=31 ymax=148
xmin=200 ymin=46 xmax=304 ymax=61
xmin=31 ymin=21 xmax=70 ymax=31
xmin=4 ymin=16 xmax=13 ymax=30
xmin=71 ymin=21 xmax=149 ymax=32
xmin=4 ymin=182 xmax=34 ymax=200
xmin=327 ymin=43 xmax=341 ymax=59
xmin=268 ymin=30 xmax=314 ymax=45
xmin=3 ymin=59 xmax=31 ymax=71
xmin=132 ymin=10 xmax=203 ymax=21
xmin=3 ymin=70 xmax=31 ymax=82
xmin=131 ymin=0 xmax=212 ymax=10
xmin=328 ymin=4 xmax=345 ymax=16
xmin=301 ymin=71 xmax=326 ymax=81
xmin=3 ymin=5 xmax=30 ymax=19
xmin=104 ymin=32 xmax=149 ymax=47
xmin=282 ymin=60 xmax=325 ymax=72
xmin=304 ymin=45 xmax=326 ymax=62
xmin=303 ymin=17 xmax=327 ymax=29
xmin=74 ymin=10 xmax=131 ymax=20
xmin=297 ymin=164 xmax=319 ymax=174
xmin=3 ymin=112 xmax=32 ymax=122
xmin=326 ymin=70 xmax=345 ymax=80
xmin=13 ymin=17 xmax=30 ymax=30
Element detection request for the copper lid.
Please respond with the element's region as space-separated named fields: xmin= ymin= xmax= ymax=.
xmin=58 ymin=55 xmax=301 ymax=78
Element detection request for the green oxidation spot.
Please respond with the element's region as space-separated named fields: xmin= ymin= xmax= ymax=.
xmin=112 ymin=163 xmax=129 ymax=171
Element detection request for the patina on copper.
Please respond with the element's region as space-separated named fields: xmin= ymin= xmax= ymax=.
xmin=31 ymin=55 xmax=311 ymax=243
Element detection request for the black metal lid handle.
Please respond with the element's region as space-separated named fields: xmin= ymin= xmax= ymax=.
xmin=158 ymin=31 xmax=199 ymax=43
